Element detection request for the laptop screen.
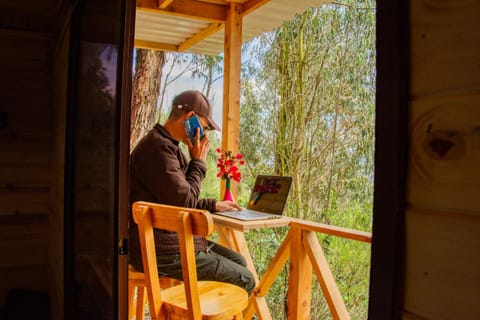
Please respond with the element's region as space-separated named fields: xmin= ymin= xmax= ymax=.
xmin=246 ymin=175 xmax=292 ymax=215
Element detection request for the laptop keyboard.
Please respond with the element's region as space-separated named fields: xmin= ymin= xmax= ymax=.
xmin=221 ymin=208 xmax=281 ymax=219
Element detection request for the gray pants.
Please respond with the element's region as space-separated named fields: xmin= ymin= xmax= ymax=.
xmin=154 ymin=241 xmax=256 ymax=294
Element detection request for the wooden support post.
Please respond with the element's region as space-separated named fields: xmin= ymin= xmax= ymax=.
xmin=288 ymin=227 xmax=312 ymax=320
xmin=221 ymin=1 xmax=242 ymax=198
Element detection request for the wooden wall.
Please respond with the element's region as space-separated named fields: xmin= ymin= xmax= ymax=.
xmin=0 ymin=31 xmax=53 ymax=305
xmin=0 ymin=1 xmax=63 ymax=315
xmin=405 ymin=1 xmax=480 ymax=319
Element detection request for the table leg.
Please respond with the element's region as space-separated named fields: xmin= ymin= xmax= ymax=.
xmin=214 ymin=225 xmax=273 ymax=320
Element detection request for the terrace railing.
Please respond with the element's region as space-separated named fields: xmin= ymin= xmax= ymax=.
xmin=241 ymin=218 xmax=372 ymax=320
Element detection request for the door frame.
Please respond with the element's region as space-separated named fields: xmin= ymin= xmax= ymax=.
xmin=116 ymin=0 xmax=410 ymax=318
xmin=368 ymin=0 xmax=409 ymax=319
xmin=117 ymin=0 xmax=136 ymax=318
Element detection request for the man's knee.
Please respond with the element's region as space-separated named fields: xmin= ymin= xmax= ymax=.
xmin=236 ymin=254 xmax=247 ymax=267
xmin=241 ymin=269 xmax=256 ymax=294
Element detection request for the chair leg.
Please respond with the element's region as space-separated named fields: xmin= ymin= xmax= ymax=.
xmin=128 ymin=279 xmax=136 ymax=320
xmin=130 ymin=272 xmax=178 ymax=320
xmin=136 ymin=286 xmax=146 ymax=320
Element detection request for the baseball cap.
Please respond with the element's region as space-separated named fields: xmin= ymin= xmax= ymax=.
xmin=172 ymin=90 xmax=220 ymax=131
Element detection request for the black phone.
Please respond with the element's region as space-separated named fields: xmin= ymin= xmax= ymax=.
xmin=183 ymin=115 xmax=204 ymax=144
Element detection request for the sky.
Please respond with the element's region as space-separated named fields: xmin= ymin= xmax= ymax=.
xmin=160 ymin=55 xmax=225 ymax=129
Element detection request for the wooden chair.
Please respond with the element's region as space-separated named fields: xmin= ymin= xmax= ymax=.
xmin=132 ymin=201 xmax=249 ymax=320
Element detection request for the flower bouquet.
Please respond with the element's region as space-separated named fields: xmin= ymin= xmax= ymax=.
xmin=216 ymin=148 xmax=245 ymax=201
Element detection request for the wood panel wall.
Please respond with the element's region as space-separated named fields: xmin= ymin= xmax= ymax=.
xmin=406 ymin=1 xmax=480 ymax=319
xmin=0 ymin=31 xmax=53 ymax=305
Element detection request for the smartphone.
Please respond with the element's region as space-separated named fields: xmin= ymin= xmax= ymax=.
xmin=183 ymin=115 xmax=204 ymax=144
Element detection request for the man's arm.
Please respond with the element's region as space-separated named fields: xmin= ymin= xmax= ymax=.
xmin=132 ymin=139 xmax=209 ymax=209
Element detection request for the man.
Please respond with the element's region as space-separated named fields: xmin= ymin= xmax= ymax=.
xmin=129 ymin=90 xmax=255 ymax=293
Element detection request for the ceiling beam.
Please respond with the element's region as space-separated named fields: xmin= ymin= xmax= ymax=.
xmin=178 ymin=22 xmax=224 ymax=52
xmin=242 ymin=0 xmax=272 ymax=16
xmin=134 ymin=39 xmax=178 ymax=52
xmin=158 ymin=0 xmax=174 ymax=9
xmin=137 ymin=0 xmax=226 ymax=23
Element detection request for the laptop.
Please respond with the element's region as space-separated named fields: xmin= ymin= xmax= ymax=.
xmin=214 ymin=175 xmax=292 ymax=221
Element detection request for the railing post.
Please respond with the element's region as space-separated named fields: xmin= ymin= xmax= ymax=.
xmin=287 ymin=227 xmax=312 ymax=319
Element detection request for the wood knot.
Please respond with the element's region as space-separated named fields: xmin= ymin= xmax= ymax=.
xmin=429 ymin=137 xmax=454 ymax=158
xmin=423 ymin=130 xmax=465 ymax=160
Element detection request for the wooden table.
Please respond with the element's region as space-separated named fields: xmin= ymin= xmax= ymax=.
xmin=212 ymin=214 xmax=291 ymax=320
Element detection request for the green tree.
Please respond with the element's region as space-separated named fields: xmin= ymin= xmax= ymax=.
xmin=243 ymin=1 xmax=375 ymax=223
xmin=191 ymin=55 xmax=224 ymax=100
xmin=240 ymin=2 xmax=375 ymax=318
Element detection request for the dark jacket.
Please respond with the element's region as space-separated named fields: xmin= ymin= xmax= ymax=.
xmin=129 ymin=124 xmax=216 ymax=264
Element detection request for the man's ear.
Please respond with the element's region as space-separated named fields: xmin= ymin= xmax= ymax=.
xmin=185 ymin=111 xmax=195 ymax=119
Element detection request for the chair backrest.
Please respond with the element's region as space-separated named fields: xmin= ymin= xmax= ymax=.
xmin=132 ymin=201 xmax=214 ymax=320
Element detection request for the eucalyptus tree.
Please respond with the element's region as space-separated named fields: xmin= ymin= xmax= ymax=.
xmin=244 ymin=0 xmax=375 ymax=222
xmin=239 ymin=3 xmax=375 ymax=318
xmin=191 ymin=55 xmax=224 ymax=100
xmin=130 ymin=49 xmax=165 ymax=150
xmin=158 ymin=53 xmax=196 ymax=120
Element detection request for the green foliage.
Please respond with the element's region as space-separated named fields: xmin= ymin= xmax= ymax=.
xmin=190 ymin=55 xmax=224 ymax=98
xmin=239 ymin=0 xmax=375 ymax=219
xmin=243 ymin=204 xmax=372 ymax=320
xmin=239 ymin=1 xmax=375 ymax=319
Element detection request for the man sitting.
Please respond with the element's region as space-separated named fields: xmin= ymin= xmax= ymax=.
xmin=129 ymin=90 xmax=255 ymax=293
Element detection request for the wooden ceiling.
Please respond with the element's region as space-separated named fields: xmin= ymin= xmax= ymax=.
xmin=135 ymin=0 xmax=330 ymax=56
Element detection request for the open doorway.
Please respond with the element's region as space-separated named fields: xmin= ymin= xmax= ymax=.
xmin=129 ymin=1 xmax=375 ymax=319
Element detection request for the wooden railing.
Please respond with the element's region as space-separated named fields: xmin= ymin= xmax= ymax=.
xmin=235 ymin=218 xmax=372 ymax=320
xmin=131 ymin=214 xmax=372 ymax=320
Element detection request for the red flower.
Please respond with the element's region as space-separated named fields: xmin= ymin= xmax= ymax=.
xmin=216 ymin=149 xmax=245 ymax=182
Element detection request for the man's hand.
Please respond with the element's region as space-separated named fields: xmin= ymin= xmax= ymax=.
xmin=215 ymin=200 xmax=241 ymax=212
xmin=186 ymin=128 xmax=209 ymax=161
